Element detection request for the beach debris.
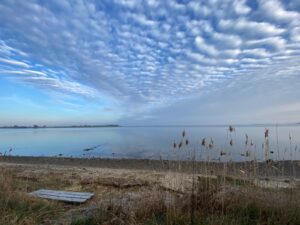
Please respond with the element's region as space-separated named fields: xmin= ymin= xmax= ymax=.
xmin=239 ymin=169 xmax=245 ymax=174
xmin=29 ymin=189 xmax=94 ymax=203
xmin=83 ymin=146 xmax=97 ymax=152
xmin=272 ymin=165 xmax=280 ymax=171
xmin=82 ymin=144 xmax=104 ymax=152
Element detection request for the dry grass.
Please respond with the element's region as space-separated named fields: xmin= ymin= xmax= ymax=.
xmin=67 ymin=178 xmax=300 ymax=225
xmin=1 ymin=162 xmax=299 ymax=225
xmin=0 ymin=169 xmax=63 ymax=225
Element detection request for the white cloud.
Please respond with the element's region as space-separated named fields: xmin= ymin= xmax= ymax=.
xmin=186 ymin=51 xmax=217 ymax=65
xmin=0 ymin=58 xmax=30 ymax=68
xmin=219 ymin=18 xmax=285 ymax=38
xmin=116 ymin=0 xmax=140 ymax=9
xmin=258 ymin=0 xmax=300 ymax=23
xmin=187 ymin=2 xmax=211 ymax=17
xmin=245 ymin=37 xmax=286 ymax=51
xmin=290 ymin=27 xmax=300 ymax=42
xmin=195 ymin=36 xmax=218 ymax=56
xmin=233 ymin=0 xmax=251 ymax=15
xmin=23 ymin=69 xmax=47 ymax=76
xmin=211 ymin=32 xmax=242 ymax=48
xmin=128 ymin=13 xmax=157 ymax=27
xmin=241 ymin=48 xmax=271 ymax=58
xmin=0 ymin=0 xmax=299 ymax=118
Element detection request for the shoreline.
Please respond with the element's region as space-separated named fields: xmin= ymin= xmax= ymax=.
xmin=1 ymin=156 xmax=300 ymax=179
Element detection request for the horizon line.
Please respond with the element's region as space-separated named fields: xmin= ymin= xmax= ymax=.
xmin=0 ymin=122 xmax=300 ymax=128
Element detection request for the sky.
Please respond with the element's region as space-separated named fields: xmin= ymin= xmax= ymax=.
xmin=0 ymin=0 xmax=300 ymax=126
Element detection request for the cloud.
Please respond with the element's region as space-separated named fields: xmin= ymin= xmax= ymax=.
xmin=127 ymin=13 xmax=157 ymax=27
xmin=211 ymin=32 xmax=242 ymax=49
xmin=233 ymin=0 xmax=251 ymax=15
xmin=245 ymin=37 xmax=286 ymax=51
xmin=195 ymin=36 xmax=218 ymax=56
xmin=0 ymin=0 xmax=299 ymax=122
xmin=257 ymin=0 xmax=300 ymax=23
xmin=187 ymin=2 xmax=211 ymax=17
xmin=0 ymin=58 xmax=30 ymax=68
xmin=219 ymin=18 xmax=285 ymax=38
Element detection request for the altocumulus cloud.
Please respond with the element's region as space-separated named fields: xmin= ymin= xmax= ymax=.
xmin=0 ymin=0 xmax=300 ymax=122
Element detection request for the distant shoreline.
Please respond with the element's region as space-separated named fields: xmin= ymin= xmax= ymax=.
xmin=0 ymin=124 xmax=120 ymax=129
xmin=1 ymin=123 xmax=300 ymax=129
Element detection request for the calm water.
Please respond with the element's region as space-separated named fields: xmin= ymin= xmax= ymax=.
xmin=0 ymin=126 xmax=300 ymax=161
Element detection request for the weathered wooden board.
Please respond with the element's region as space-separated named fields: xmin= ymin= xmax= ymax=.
xmin=29 ymin=189 xmax=94 ymax=203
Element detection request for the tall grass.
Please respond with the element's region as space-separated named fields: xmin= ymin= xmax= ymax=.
xmin=0 ymin=169 xmax=62 ymax=225
xmin=167 ymin=126 xmax=300 ymax=225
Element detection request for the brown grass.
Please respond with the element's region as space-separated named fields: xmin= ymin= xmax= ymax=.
xmin=1 ymin=162 xmax=299 ymax=225
xmin=0 ymin=169 xmax=63 ymax=225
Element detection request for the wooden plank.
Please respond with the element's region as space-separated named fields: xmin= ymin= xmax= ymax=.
xmin=30 ymin=190 xmax=93 ymax=203
xmin=36 ymin=189 xmax=93 ymax=197
xmin=32 ymin=192 xmax=89 ymax=200
xmin=29 ymin=189 xmax=94 ymax=203
xmin=30 ymin=193 xmax=88 ymax=203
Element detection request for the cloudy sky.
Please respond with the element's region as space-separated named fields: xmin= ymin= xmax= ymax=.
xmin=0 ymin=0 xmax=300 ymax=126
